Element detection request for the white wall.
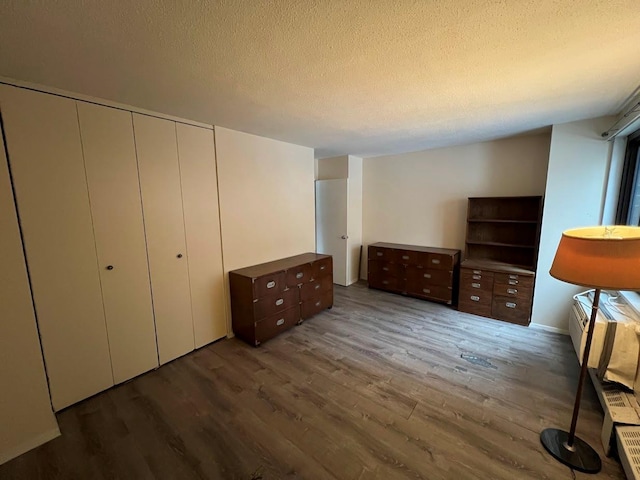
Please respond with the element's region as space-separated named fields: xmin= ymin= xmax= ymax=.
xmin=215 ymin=127 xmax=315 ymax=329
xmin=316 ymin=155 xmax=350 ymax=180
xmin=362 ymin=133 xmax=551 ymax=276
xmin=0 ymin=136 xmax=59 ymax=465
xmin=531 ymin=117 xmax=616 ymax=331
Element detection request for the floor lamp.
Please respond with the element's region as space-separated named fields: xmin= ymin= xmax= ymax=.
xmin=540 ymin=226 xmax=640 ymax=473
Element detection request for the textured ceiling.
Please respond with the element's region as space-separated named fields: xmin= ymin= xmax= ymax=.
xmin=0 ymin=1 xmax=639 ymax=158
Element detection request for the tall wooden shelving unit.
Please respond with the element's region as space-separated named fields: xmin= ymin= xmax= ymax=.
xmin=458 ymin=196 xmax=543 ymax=325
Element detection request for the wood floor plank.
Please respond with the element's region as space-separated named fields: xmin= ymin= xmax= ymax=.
xmin=0 ymin=282 xmax=625 ymax=479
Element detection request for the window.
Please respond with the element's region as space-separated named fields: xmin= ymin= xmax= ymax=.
xmin=616 ymin=130 xmax=640 ymax=225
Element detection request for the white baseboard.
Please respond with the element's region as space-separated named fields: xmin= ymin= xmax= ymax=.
xmin=529 ymin=322 xmax=569 ymax=335
xmin=0 ymin=427 xmax=61 ymax=465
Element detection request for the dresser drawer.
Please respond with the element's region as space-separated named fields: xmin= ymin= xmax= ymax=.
xmin=407 ymin=283 xmax=452 ymax=303
xmin=369 ymin=246 xmax=393 ymax=262
xmin=253 ymin=271 xmax=286 ymax=298
xmin=286 ymin=263 xmax=312 ymax=287
xmin=312 ymin=257 xmax=332 ymax=279
xmin=494 ymin=273 xmax=534 ymax=289
xmin=492 ymin=295 xmax=531 ymax=325
xmin=461 ymin=268 xmax=494 ymax=283
xmin=425 ymin=253 xmax=455 ymax=271
xmin=369 ymin=260 xmax=402 ymax=277
xmin=459 ymin=275 xmax=493 ymax=293
xmin=368 ymin=273 xmax=403 ymax=292
xmin=458 ymin=298 xmax=492 ymax=318
xmin=492 ymin=282 xmax=533 ymax=300
xmin=406 ymin=266 xmax=452 ymax=286
xmin=301 ymin=290 xmax=333 ymax=320
xmin=458 ymin=285 xmax=493 ymax=317
xmin=253 ymin=287 xmax=299 ymax=320
xmin=254 ymin=306 xmax=300 ymax=345
xmin=458 ymin=287 xmax=492 ymax=307
xmin=300 ymin=275 xmax=333 ymax=301
xmin=394 ymin=249 xmax=418 ymax=264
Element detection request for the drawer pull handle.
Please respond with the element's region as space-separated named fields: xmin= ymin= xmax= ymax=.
xmin=509 ymin=274 xmax=518 ymax=280
xmin=471 ymin=282 xmax=480 ymax=288
xmin=383 ymin=267 xmax=389 ymax=271
xmin=296 ymin=272 xmax=304 ymax=279
xmin=507 ymin=288 xmax=517 ymax=295
xmin=382 ymin=280 xmax=389 ymax=285
xmin=508 ymin=280 xmax=518 ymax=285
xmin=315 ymin=301 xmax=321 ymax=307
xmin=423 ymin=273 xmax=431 ymax=279
xmin=275 ymin=298 xmax=284 ymax=306
xmin=431 ymin=259 xmax=441 ymax=264
xmin=267 ymin=281 xmax=276 ymax=289
xmin=506 ymin=302 xmax=516 ymax=308
xmin=377 ymin=252 xmax=383 ymax=256
xmin=470 ymin=295 xmax=480 ymax=302
xmin=423 ymin=288 xmax=430 ymax=294
xmin=473 ymin=270 xmax=481 ymax=274
xmin=472 ymin=275 xmax=481 ymax=280
xmin=402 ymin=255 xmax=409 ymax=260
xmin=320 ymin=265 xmax=326 ymax=270
xmin=315 ymin=284 xmax=320 ymax=290
xmin=276 ymin=319 xmax=285 ymax=326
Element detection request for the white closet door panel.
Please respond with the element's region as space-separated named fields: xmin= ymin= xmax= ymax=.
xmin=0 ymin=85 xmax=113 ymax=410
xmin=77 ymin=102 xmax=158 ymax=383
xmin=0 ymin=123 xmax=59 ymax=460
xmin=177 ymin=124 xmax=226 ymax=347
xmin=133 ymin=113 xmax=194 ymax=364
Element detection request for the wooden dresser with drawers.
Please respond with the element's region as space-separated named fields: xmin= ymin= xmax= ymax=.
xmin=229 ymin=253 xmax=333 ymax=346
xmin=458 ymin=260 xmax=534 ymax=325
xmin=367 ymin=242 xmax=460 ymax=305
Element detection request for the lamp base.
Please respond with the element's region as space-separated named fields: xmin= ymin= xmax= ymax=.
xmin=540 ymin=428 xmax=601 ymax=473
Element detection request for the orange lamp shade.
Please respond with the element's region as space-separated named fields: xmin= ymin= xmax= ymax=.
xmin=550 ymin=226 xmax=640 ymax=290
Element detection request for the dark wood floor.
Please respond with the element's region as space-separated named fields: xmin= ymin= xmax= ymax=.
xmin=1 ymin=282 xmax=625 ymax=479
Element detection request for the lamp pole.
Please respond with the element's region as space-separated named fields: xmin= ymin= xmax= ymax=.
xmin=567 ymin=288 xmax=600 ymax=447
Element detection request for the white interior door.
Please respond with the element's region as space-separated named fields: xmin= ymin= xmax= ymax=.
xmin=0 ymin=85 xmax=113 ymax=410
xmin=316 ymin=179 xmax=348 ymax=286
xmin=176 ymin=123 xmax=227 ymax=347
xmin=77 ymin=102 xmax=158 ymax=383
xmin=133 ymin=114 xmax=194 ymax=365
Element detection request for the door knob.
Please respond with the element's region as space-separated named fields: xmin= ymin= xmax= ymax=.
xmin=106 ymin=265 xmax=114 ymax=270
xmin=341 ymin=235 xmax=348 ymax=239
xmin=177 ymin=253 xmax=183 ymax=258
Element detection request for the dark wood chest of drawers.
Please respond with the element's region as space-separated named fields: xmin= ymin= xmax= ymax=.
xmin=367 ymin=242 xmax=460 ymax=305
xmin=458 ymin=259 xmax=534 ymax=326
xmin=229 ymin=253 xmax=333 ymax=346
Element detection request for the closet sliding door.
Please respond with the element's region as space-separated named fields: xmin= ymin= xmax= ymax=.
xmin=133 ymin=114 xmax=194 ymax=364
xmin=77 ymin=102 xmax=158 ymax=383
xmin=0 ymin=85 xmax=113 ymax=410
xmin=177 ymin=124 xmax=227 ymax=346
